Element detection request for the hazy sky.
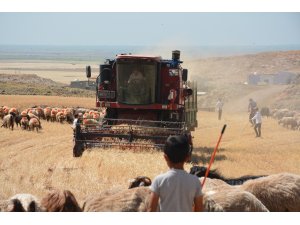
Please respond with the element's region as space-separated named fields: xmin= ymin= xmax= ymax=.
xmin=0 ymin=13 xmax=299 ymax=46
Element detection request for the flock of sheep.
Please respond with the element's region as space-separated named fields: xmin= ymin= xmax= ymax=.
xmin=267 ymin=107 xmax=300 ymax=130
xmin=0 ymin=105 xmax=105 ymax=132
xmin=0 ymin=170 xmax=299 ymax=212
xmin=2 ymin=105 xmax=299 ymax=132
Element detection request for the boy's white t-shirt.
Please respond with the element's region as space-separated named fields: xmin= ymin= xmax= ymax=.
xmin=150 ymin=168 xmax=202 ymax=212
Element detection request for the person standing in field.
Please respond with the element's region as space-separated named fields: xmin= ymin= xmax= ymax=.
xmin=251 ymin=107 xmax=262 ymax=137
xmin=216 ymin=98 xmax=224 ymax=120
xmin=148 ymin=135 xmax=203 ymax=212
xmin=248 ymin=98 xmax=257 ymax=125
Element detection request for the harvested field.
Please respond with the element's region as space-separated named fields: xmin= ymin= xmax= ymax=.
xmin=0 ymin=95 xmax=299 ymax=207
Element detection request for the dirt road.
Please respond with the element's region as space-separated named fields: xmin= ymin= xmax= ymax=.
xmin=223 ymin=85 xmax=288 ymax=113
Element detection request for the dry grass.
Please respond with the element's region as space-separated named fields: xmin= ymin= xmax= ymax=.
xmin=193 ymin=111 xmax=300 ymax=176
xmin=0 ymin=95 xmax=300 ymax=208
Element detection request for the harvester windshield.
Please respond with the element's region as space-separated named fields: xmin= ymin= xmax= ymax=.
xmin=117 ymin=62 xmax=156 ymax=105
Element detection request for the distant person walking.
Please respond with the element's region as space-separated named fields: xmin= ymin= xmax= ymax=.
xmin=248 ymin=98 xmax=257 ymax=125
xmin=215 ymin=98 xmax=224 ymax=120
xmin=251 ymin=107 xmax=262 ymax=137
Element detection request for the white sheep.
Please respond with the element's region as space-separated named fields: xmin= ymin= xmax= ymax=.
xmin=240 ymin=173 xmax=300 ymax=211
xmin=29 ymin=117 xmax=41 ymax=132
xmin=1 ymin=113 xmax=15 ymax=130
xmin=200 ymin=177 xmax=268 ymax=212
xmin=82 ymin=187 xmax=151 ymax=212
xmin=0 ymin=193 xmax=44 ymax=212
xmin=278 ymin=117 xmax=298 ymax=129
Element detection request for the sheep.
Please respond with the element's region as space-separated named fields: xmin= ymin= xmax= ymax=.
xmin=50 ymin=108 xmax=58 ymax=122
xmin=40 ymin=189 xmax=82 ymax=212
xmin=15 ymin=115 xmax=22 ymax=127
xmin=1 ymin=113 xmax=15 ymax=130
xmin=278 ymin=117 xmax=298 ymax=129
xmin=64 ymin=108 xmax=74 ymax=124
xmin=35 ymin=107 xmax=45 ymax=119
xmin=273 ymin=108 xmax=289 ymax=120
xmin=284 ymin=111 xmax=296 ymax=118
xmin=203 ymin=189 xmax=269 ymax=212
xmin=190 ymin=165 xmax=265 ymax=185
xmin=29 ymin=117 xmax=41 ymax=132
xmin=3 ymin=193 xmax=44 ymax=212
xmin=128 ymin=176 xmax=152 ymax=189
xmin=82 ymin=186 xmax=151 ymax=212
xmin=3 ymin=106 xmax=10 ymax=116
xmin=56 ymin=112 xmax=65 ymax=123
xmin=20 ymin=116 xmax=30 ymax=130
xmin=9 ymin=107 xmax=18 ymax=115
xmin=44 ymin=107 xmax=52 ymax=122
xmin=27 ymin=108 xmax=39 ymax=117
xmin=240 ymin=173 xmax=300 ymax=212
xmin=198 ymin=177 xmax=268 ymax=212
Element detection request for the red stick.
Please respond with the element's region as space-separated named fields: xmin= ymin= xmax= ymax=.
xmin=201 ymin=124 xmax=227 ymax=187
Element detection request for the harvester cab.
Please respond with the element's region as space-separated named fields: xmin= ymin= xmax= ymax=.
xmin=73 ymin=50 xmax=198 ymax=157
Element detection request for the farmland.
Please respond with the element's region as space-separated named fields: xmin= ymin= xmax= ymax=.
xmin=0 ymin=95 xmax=299 ymax=206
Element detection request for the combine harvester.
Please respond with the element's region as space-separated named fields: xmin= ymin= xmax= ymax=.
xmin=73 ymin=50 xmax=198 ymax=157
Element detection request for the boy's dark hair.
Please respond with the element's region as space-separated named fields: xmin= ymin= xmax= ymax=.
xmin=164 ymin=135 xmax=190 ymax=163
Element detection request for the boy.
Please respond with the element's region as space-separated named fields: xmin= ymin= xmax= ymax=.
xmin=251 ymin=107 xmax=262 ymax=137
xmin=148 ymin=135 xmax=203 ymax=212
xmin=248 ymin=98 xmax=257 ymax=125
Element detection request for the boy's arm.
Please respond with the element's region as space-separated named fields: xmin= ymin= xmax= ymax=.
xmin=194 ymin=195 xmax=203 ymax=212
xmin=148 ymin=191 xmax=159 ymax=212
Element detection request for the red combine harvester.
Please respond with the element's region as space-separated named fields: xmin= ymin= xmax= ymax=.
xmin=73 ymin=50 xmax=198 ymax=157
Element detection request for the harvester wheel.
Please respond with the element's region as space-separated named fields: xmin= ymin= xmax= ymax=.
xmin=73 ymin=142 xmax=84 ymax=157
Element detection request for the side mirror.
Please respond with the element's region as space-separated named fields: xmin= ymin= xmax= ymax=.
xmin=86 ymin=65 xmax=91 ymax=78
xmin=182 ymin=69 xmax=188 ymax=82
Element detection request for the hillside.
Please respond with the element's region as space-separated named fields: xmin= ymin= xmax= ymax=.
xmin=187 ymin=50 xmax=300 ymax=84
xmin=272 ymin=75 xmax=300 ymax=110
xmin=185 ymin=50 xmax=300 ymax=110
xmin=0 ymin=73 xmax=94 ymax=97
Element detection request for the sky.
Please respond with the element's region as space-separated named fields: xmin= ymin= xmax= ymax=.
xmin=0 ymin=12 xmax=299 ymax=46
